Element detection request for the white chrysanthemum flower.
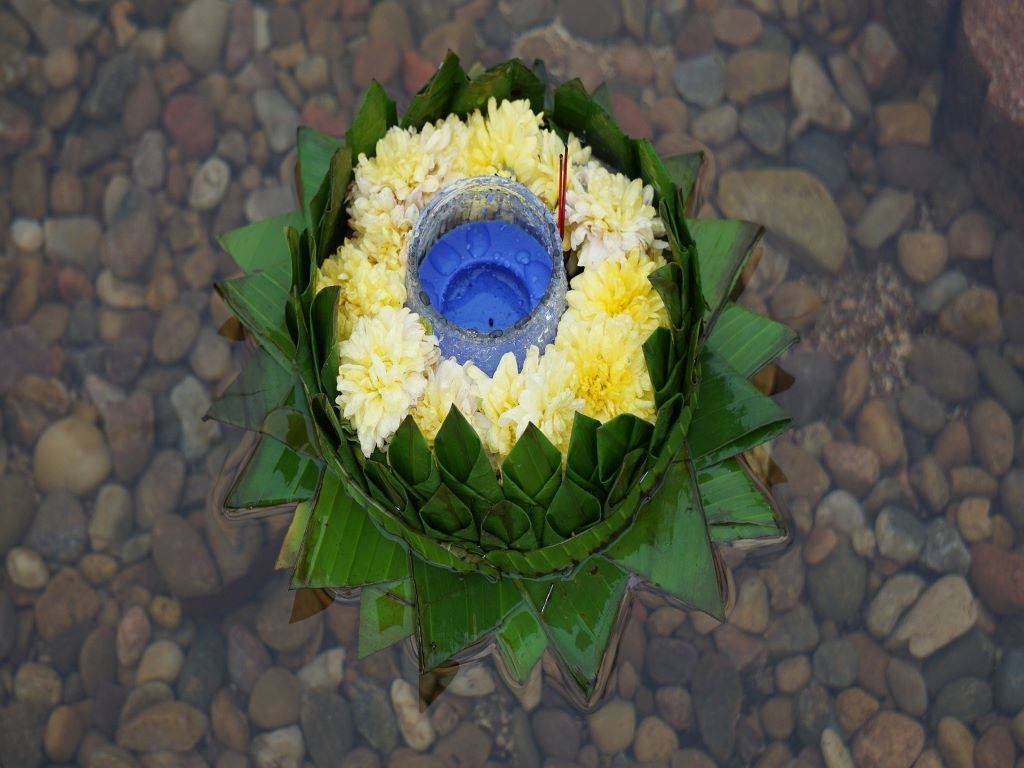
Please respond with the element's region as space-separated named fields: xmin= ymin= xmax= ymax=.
xmin=464 ymin=97 xmax=544 ymax=179
xmin=317 ymin=240 xmax=407 ymax=339
xmin=565 ymin=162 xmax=667 ymax=268
xmin=336 ymin=306 xmax=439 ymax=456
xmin=412 ymin=357 xmax=488 ymax=445
xmin=522 ymin=129 xmax=591 ymax=209
xmin=566 ymin=248 xmax=668 ymax=338
xmin=554 ymin=312 xmax=655 ymax=423
xmin=476 ymin=348 xmax=541 ymax=458
xmin=501 ymin=347 xmax=583 ymax=456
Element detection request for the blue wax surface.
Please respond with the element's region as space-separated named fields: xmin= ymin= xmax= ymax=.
xmin=418 ymin=219 xmax=551 ymax=333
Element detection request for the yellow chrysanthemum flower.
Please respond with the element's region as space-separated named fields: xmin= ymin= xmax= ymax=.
xmin=501 ymin=347 xmax=583 ymax=456
xmin=464 ymin=98 xmax=544 ymax=179
xmin=476 ymin=348 xmax=540 ymax=457
xmin=412 ymin=358 xmax=487 ymax=445
xmin=318 ymin=241 xmax=406 ymax=339
xmin=565 ymin=162 xmax=666 ymax=268
xmin=555 ymin=313 xmax=655 ymax=423
xmin=566 ymin=249 xmax=668 ymax=338
xmin=337 ymin=306 xmax=439 ymax=457
xmin=522 ymin=129 xmax=591 ymax=209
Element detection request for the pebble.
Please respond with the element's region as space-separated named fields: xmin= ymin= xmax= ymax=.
xmin=866 ymin=573 xmax=925 ymax=639
xmin=169 ymin=375 xmax=221 ymax=458
xmin=116 ymin=700 xmax=208 ymax=752
xmin=807 ymin=537 xmax=867 ymax=623
xmin=169 ymin=0 xmax=231 ymax=72
xmin=853 ymin=188 xmax=915 ymax=250
xmin=849 ymin=22 xmax=905 ymax=93
xmin=908 ymin=337 xmax=978 ymax=402
xmin=44 ymin=705 xmax=84 ymax=763
xmin=821 ymin=728 xmax=855 ymax=768
xmin=852 ymin=711 xmax=924 ymax=768
xmin=994 ymin=648 xmax=1024 ymax=714
xmin=897 ymin=230 xmax=947 ymax=283
xmin=718 ymin=168 xmax=848 ymax=273
xmin=117 ymin=605 xmax=152 ymax=666
xmin=152 ymin=513 xmax=220 ymax=597
xmin=970 ymin=542 xmax=1024 ymax=614
xmin=729 ymin=574 xmax=770 ymax=633
xmin=711 ymin=7 xmax=762 ymax=47
xmin=919 ymin=270 xmax=969 ymax=315
xmin=633 ymin=715 xmax=678 ymax=762
xmin=939 ymin=286 xmax=1002 ymax=346
xmin=14 ymin=661 xmax=62 ymax=707
xmin=249 ymin=666 xmax=300 ymax=730
xmin=33 ymin=416 xmax=112 ymax=496
xmin=892 ymin=575 xmax=978 ymax=658
xmin=790 ymin=48 xmax=853 ymax=133
xmin=6 ymin=546 xmax=48 ymax=590
xmin=978 ymin=348 xmax=1024 ymax=415
xmin=875 ymin=506 xmax=925 ymax=565
xmin=887 ymin=657 xmax=928 ymax=716
xmin=446 ymin=665 xmax=496 ymax=697
xmin=163 ymin=93 xmax=216 ymax=158
xmin=245 ymin=184 xmax=294 ymax=221
xmin=932 ymin=676 xmax=993 ymax=724
xmin=922 ymin=518 xmax=971 ymax=574
xmin=392 ymin=678 xmax=435 ymax=751
xmin=692 ymin=654 xmax=742 ymax=762
xmin=692 ymin=104 xmax=738 ymax=145
xmin=725 ymin=48 xmax=790 ymax=103
xmin=937 ymin=717 xmax=974 ymax=768
xmin=188 ymin=156 xmax=231 ymax=210
xmin=348 ymin=676 xmax=398 ymax=753
xmin=254 ymin=89 xmax=299 ymax=153
xmin=969 ymin=398 xmax=1013 ymax=475
xmin=672 ymin=53 xmax=725 ymax=108
xmin=301 ymin=690 xmax=354 ymax=765
xmin=251 ymin=725 xmax=304 ymax=768
xmin=136 ymin=639 xmax=185 ymax=685
xmin=875 ymin=101 xmax=932 ymax=146
xmin=11 ymin=218 xmax=43 ymax=252
xmin=949 ymin=211 xmax=995 ymax=260
xmin=296 ymin=647 xmax=345 ymax=691
xmin=823 ymin=440 xmax=879 ymax=496
xmin=587 ymin=698 xmax=635 ymax=754
xmin=132 ymin=130 xmax=166 ymax=190
xmin=813 ymin=638 xmax=859 ymax=689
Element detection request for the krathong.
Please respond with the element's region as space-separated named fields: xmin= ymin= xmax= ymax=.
xmin=210 ymin=54 xmax=796 ymax=707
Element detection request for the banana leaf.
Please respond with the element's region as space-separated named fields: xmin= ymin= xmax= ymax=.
xmin=495 ymin=601 xmax=548 ymax=684
xmin=359 ymin=577 xmax=416 ymax=658
xmin=225 ymin=435 xmax=322 ymax=512
xmin=347 ymin=80 xmax=398 ymax=160
xmin=296 ymin=126 xmax=345 ymax=231
xmin=207 ymin=349 xmax=296 ymax=431
xmin=219 ymin=210 xmax=304 ymax=275
xmin=451 ymin=58 xmax=546 ymax=117
xmin=215 ymin=264 xmax=296 ymax=369
xmin=402 ymin=52 xmax=468 ymax=128
xmin=706 ymin=303 xmax=797 ymax=379
xmin=689 ymin=218 xmax=763 ymax=328
xmin=699 ymin=458 xmax=787 ymax=542
xmin=552 ymin=79 xmax=637 ymax=177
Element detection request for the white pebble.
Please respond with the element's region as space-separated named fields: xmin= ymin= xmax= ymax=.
xmin=10 ymin=218 xmax=43 ymax=252
xmin=6 ymin=547 xmax=49 ymax=590
xmin=391 ymin=678 xmax=435 ymax=751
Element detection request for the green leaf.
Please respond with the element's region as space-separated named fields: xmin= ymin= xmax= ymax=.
xmin=388 ymin=415 xmax=441 ymax=502
xmin=495 ymin=601 xmax=547 ymax=684
xmin=207 ymin=349 xmax=295 ymax=430
xmin=636 ymin=139 xmax=674 ymax=205
xmin=552 ymin=79 xmax=637 ymax=177
xmin=309 ymin=285 xmax=340 ymax=400
xmin=403 ymin=52 xmax=468 ymax=128
xmin=410 ymin=558 xmax=522 ymax=669
xmin=276 ymin=500 xmax=313 ymax=569
xmin=699 ymin=458 xmax=787 ymax=542
xmin=689 ymin=218 xmax=763 ymax=326
xmin=216 ymin=265 xmax=295 ymax=368
xmin=225 ymin=436 xmax=322 ymax=512
xmin=688 ymin=350 xmax=790 ymax=468
xmin=605 ymin=448 xmax=647 ymax=509
xmin=219 ymin=210 xmax=304 ymax=275
xmin=347 ymin=80 xmax=398 ymax=160
xmin=565 ymin=412 xmax=602 ymax=495
xmin=596 ymin=414 xmax=653 ymax=488
xmin=481 ymin=500 xmax=536 ymax=550
xmin=521 ymin=557 xmax=629 ymax=699
xmin=312 ymin=147 xmax=354 ymax=264
xmin=543 ymin=480 xmax=602 ymax=543
xmin=502 ymin=425 xmax=562 ymax=508
xmin=451 ymin=58 xmax=546 ymax=117
xmin=292 ymin=469 xmax=409 ymax=588
xmin=296 ymin=126 xmax=345 ymax=231
xmin=607 ymin=458 xmax=725 ymax=619
xmin=261 ymin=405 xmax=318 ymax=457
xmin=359 ymin=578 xmax=415 ymax=658
xmin=363 ymin=460 xmax=417 ymax=529
xmin=664 ymin=152 xmax=703 ymax=209
xmin=649 ymin=393 xmax=686 ymax=458
xmin=648 ymin=262 xmax=686 ymax=331
xmin=433 ymin=406 xmax=503 ymax=517
xmin=706 ymin=302 xmax=797 ymax=379
xmin=420 ymin=484 xmax=477 ymax=541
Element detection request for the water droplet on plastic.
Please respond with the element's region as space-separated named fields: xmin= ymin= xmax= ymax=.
xmin=467 ymin=223 xmax=491 ymax=258
xmin=515 ymin=250 xmax=530 ymax=265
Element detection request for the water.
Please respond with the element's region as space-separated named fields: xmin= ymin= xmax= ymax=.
xmin=1 ymin=1 xmax=1023 ymax=766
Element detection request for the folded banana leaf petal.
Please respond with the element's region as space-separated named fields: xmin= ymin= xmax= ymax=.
xmin=699 ymin=457 xmax=787 ymax=542
xmin=706 ymin=302 xmax=798 ymax=379
xmin=296 ymin=126 xmax=345 ymax=231
xmin=495 ymin=601 xmax=548 ymax=684
xmin=359 ymin=577 xmax=416 ymax=659
xmin=219 ymin=210 xmax=304 ymax=275
xmin=216 ymin=266 xmax=296 ymax=369
xmin=689 ymin=218 xmax=763 ymax=329
xmin=225 ymin=435 xmax=322 ymax=513
xmin=347 ymin=80 xmax=398 ymax=160
xmin=402 ymin=52 xmax=468 ymax=129
xmin=207 ymin=349 xmax=295 ymax=432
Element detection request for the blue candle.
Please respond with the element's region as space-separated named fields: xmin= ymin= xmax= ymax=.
xmin=418 ymin=220 xmax=552 ymax=333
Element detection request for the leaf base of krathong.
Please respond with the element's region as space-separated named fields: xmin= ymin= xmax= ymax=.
xmin=206 ymin=54 xmax=797 ymax=709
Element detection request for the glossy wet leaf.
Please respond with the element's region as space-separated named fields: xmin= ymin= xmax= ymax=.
xmin=292 ymin=469 xmax=408 ymax=589
xmin=207 ymin=349 xmax=295 ymax=431
xmin=706 ymin=302 xmax=798 ymax=378
xmin=410 ymin=557 xmax=522 ymax=669
xmin=219 ymin=210 xmax=304 ymax=275
xmin=402 ymin=52 xmax=468 ymax=128
xmin=648 ymin=262 xmax=686 ymax=330
xmin=566 ymin=412 xmax=602 ymax=496
xmin=636 ymin=139 xmax=674 ymax=205
xmin=296 ymin=126 xmax=345 ymax=231
xmin=502 ymin=424 xmax=562 ymax=509
xmin=552 ymin=79 xmax=637 ymax=177
xmin=347 ymin=80 xmax=398 ymax=160
xmin=664 ymin=152 xmax=704 ymax=209
xmin=699 ymin=458 xmax=786 ymax=542
xmin=607 ymin=459 xmax=725 ymax=619
xmin=481 ymin=500 xmax=536 ymax=550
xmin=689 ymin=218 xmax=763 ymax=326
xmin=433 ymin=406 xmax=503 ymax=518
xmin=359 ymin=578 xmax=415 ymax=658
xmin=312 ymin=147 xmax=353 ymax=263
xmin=216 ymin=265 xmax=295 ymax=368
xmin=522 ymin=556 xmax=629 ymax=698
xmin=496 ymin=601 xmax=548 ymax=684
xmin=420 ymin=484 xmax=476 ymax=541
xmin=261 ymin=406 xmax=318 ymax=457
xmin=451 ymin=58 xmax=546 ymax=117
xmin=388 ymin=415 xmax=441 ymax=502
xmin=226 ymin=435 xmax=321 ymax=512
xmin=596 ymin=414 xmax=653 ymax=488
xmin=688 ymin=349 xmax=790 ymax=468
xmin=543 ymin=479 xmax=602 ymax=543
xmin=309 ymin=285 xmax=340 ymax=399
